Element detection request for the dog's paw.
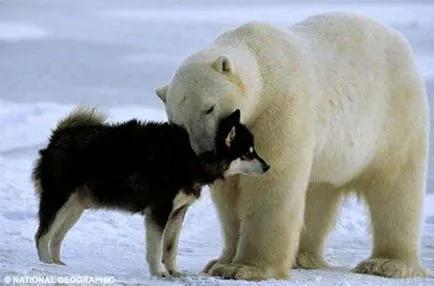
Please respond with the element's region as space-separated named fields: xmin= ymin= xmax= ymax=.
xmin=39 ymin=257 xmax=54 ymax=264
xmin=153 ymin=270 xmax=185 ymax=279
xmin=155 ymin=271 xmax=171 ymax=278
xmin=167 ymin=269 xmax=186 ymax=278
xmin=208 ymin=262 xmax=270 ymax=281
xmin=352 ymin=258 xmax=429 ymax=278
xmin=52 ymin=259 xmax=67 ymax=266
xmin=295 ymin=251 xmax=329 ymax=269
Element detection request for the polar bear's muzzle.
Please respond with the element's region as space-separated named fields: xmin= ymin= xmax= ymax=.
xmin=190 ymin=134 xmax=214 ymax=154
xmin=189 ymin=126 xmax=217 ymax=155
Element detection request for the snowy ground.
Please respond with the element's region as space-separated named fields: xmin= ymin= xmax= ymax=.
xmin=0 ymin=101 xmax=432 ymax=286
xmin=1 ymin=1 xmax=434 ymax=285
xmin=0 ymin=102 xmax=433 ymax=286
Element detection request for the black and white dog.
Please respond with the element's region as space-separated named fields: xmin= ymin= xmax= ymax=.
xmin=32 ymin=106 xmax=269 ymax=277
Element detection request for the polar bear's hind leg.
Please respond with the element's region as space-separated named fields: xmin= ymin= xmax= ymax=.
xmin=352 ymin=142 xmax=429 ymax=278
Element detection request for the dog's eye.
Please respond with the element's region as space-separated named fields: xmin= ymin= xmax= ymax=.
xmin=241 ymin=149 xmax=254 ymax=160
xmin=241 ymin=155 xmax=249 ymax=160
xmin=204 ymin=106 xmax=214 ymax=115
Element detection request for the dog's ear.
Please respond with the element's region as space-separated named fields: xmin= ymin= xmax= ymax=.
xmin=156 ymin=85 xmax=169 ymax=104
xmin=219 ymin=109 xmax=241 ymax=148
xmin=229 ymin=109 xmax=241 ymax=124
xmin=225 ymin=126 xmax=236 ymax=148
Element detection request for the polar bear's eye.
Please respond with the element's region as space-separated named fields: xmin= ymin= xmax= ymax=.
xmin=204 ymin=106 xmax=215 ymax=115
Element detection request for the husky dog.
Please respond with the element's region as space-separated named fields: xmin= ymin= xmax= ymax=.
xmin=32 ymin=106 xmax=269 ymax=277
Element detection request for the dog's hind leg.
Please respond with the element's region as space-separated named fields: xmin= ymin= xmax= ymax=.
xmin=50 ymin=193 xmax=84 ymax=265
xmin=35 ymin=191 xmax=76 ymax=264
xmin=162 ymin=205 xmax=189 ymax=277
xmin=145 ymin=216 xmax=168 ymax=277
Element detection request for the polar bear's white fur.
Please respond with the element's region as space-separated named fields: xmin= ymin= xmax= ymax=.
xmin=156 ymin=12 xmax=430 ymax=280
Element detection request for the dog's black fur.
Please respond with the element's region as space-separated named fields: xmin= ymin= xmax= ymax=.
xmin=33 ymin=108 xmax=256 ymax=234
xmin=32 ymin=107 xmax=268 ymax=275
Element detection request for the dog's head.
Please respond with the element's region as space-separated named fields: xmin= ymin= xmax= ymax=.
xmin=215 ymin=109 xmax=270 ymax=177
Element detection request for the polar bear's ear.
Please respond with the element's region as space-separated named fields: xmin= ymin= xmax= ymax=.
xmin=156 ymin=85 xmax=169 ymax=103
xmin=212 ymin=55 xmax=234 ymax=75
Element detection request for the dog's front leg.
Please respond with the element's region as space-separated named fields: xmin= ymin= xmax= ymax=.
xmin=162 ymin=205 xmax=189 ymax=277
xmin=145 ymin=216 xmax=169 ymax=277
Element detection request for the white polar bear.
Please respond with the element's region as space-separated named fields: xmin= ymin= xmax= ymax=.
xmin=156 ymin=12 xmax=430 ymax=280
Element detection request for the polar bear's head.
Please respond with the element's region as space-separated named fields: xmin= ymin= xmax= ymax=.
xmin=156 ymin=54 xmax=261 ymax=154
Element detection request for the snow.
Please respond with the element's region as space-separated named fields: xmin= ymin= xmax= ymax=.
xmin=0 ymin=101 xmax=433 ymax=285
xmin=0 ymin=0 xmax=434 ymax=285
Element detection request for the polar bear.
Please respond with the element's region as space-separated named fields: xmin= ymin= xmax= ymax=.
xmin=156 ymin=12 xmax=430 ymax=280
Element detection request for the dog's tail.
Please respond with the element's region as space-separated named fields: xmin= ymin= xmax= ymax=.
xmin=32 ymin=106 xmax=107 ymax=194
xmin=56 ymin=105 xmax=108 ymax=130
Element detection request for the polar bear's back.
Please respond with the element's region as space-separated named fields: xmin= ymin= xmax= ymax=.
xmin=290 ymin=12 xmax=405 ymax=50
xmin=290 ymin=12 xmax=428 ymax=185
xmin=289 ymin=12 xmax=420 ymax=91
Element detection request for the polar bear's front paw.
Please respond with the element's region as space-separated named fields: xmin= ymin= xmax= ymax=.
xmin=208 ymin=262 xmax=270 ymax=281
xmin=202 ymin=258 xmax=221 ymax=274
xmin=352 ymin=258 xmax=429 ymax=278
xmin=295 ymin=251 xmax=329 ymax=269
